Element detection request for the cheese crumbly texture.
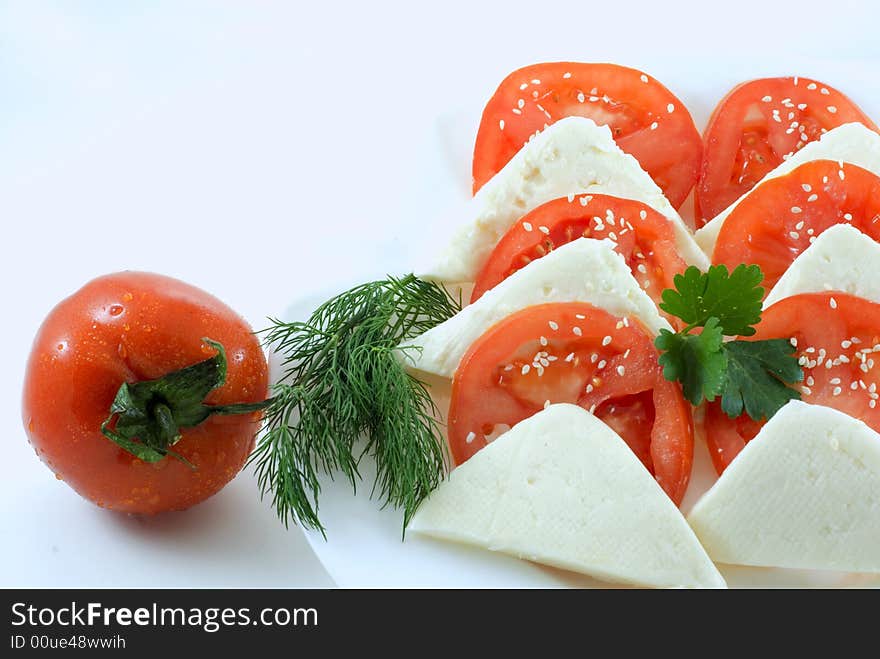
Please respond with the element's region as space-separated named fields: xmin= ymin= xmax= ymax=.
xmin=420 ymin=116 xmax=709 ymax=284
xmin=688 ymin=400 xmax=880 ymax=572
xmin=764 ymin=224 xmax=880 ymax=308
xmin=696 ymin=122 xmax=880 ymax=255
xmin=398 ymin=238 xmax=671 ymax=379
xmin=409 ymin=404 xmax=726 ymax=588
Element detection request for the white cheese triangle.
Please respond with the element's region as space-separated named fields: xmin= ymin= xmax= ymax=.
xmin=696 ymin=122 xmax=880 ymax=255
xmin=398 ymin=237 xmax=671 ymax=379
xmin=688 ymin=400 xmax=880 ymax=573
xmin=764 ymin=224 xmax=880 ymax=308
xmin=420 ymin=116 xmax=708 ymax=284
xmin=409 ymin=404 xmax=726 ymax=588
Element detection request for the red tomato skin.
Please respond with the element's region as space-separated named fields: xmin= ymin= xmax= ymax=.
xmin=695 ymin=77 xmax=878 ymax=226
xmin=473 ymin=62 xmax=702 ymax=209
xmin=712 ymin=160 xmax=880 ymax=294
xmin=22 ymin=272 xmax=269 ymax=514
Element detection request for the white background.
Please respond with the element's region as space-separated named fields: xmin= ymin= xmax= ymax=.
xmin=2 ymin=0 xmax=879 ymax=587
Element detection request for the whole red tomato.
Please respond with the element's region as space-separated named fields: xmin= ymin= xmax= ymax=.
xmin=22 ymin=272 xmax=269 ymax=514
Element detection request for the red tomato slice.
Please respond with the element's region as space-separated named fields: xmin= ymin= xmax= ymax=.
xmin=448 ymin=302 xmax=694 ymax=504
xmin=712 ymin=160 xmax=880 ymax=294
xmin=472 ymin=62 xmax=702 ymax=209
xmin=470 ymin=194 xmax=688 ymax=319
xmin=695 ymin=77 xmax=877 ymax=226
xmin=705 ymin=292 xmax=880 ymax=474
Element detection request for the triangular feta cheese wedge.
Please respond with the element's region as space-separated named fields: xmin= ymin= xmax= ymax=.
xmin=696 ymin=122 xmax=880 ymax=254
xmin=764 ymin=224 xmax=880 ymax=307
xmin=398 ymin=238 xmax=670 ymax=379
xmin=409 ymin=404 xmax=726 ymax=588
xmin=688 ymin=400 xmax=880 ymax=573
xmin=420 ymin=116 xmax=708 ymax=284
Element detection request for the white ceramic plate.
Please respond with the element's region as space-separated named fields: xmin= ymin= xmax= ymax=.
xmin=279 ymin=60 xmax=880 ymax=587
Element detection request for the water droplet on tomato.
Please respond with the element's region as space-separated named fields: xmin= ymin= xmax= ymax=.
xmin=117 ymin=343 xmax=127 ymax=359
xmin=109 ymin=304 xmax=124 ymax=317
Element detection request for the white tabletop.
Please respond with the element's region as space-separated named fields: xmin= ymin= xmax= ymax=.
xmin=2 ymin=0 xmax=878 ymax=588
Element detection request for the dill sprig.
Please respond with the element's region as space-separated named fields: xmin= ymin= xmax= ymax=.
xmin=250 ymin=274 xmax=461 ymax=536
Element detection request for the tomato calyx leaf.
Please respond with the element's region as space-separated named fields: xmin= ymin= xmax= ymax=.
xmin=100 ymin=338 xmax=270 ymax=465
xmin=655 ymin=265 xmax=803 ymax=421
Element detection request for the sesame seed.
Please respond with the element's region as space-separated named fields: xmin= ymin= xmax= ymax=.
xmin=871 ymin=400 xmax=877 ymax=409
xmin=602 ymin=335 xmax=612 ymax=346
xmin=576 ymin=314 xmax=586 ymax=320
xmin=827 ymin=105 xmax=837 ymax=113
xmin=667 ymin=103 xmax=674 ymax=113
xmin=807 ymin=194 xmax=818 ymax=202
xmin=830 ymin=377 xmax=842 ymax=384
xmin=844 ymin=213 xmax=853 ymax=221
xmin=521 ymin=364 xmax=530 ymax=375
xmin=639 ymin=210 xmax=647 ymax=221
xmin=821 ymin=87 xmax=830 ymax=95
xmin=540 ymin=336 xmax=548 ymax=346
xmin=833 ymin=386 xmax=842 ymax=396
xmin=589 ymin=96 xmax=599 ymax=102
xmin=591 ymin=353 xmax=598 ymax=363
xmin=650 ymin=122 xmax=658 ymax=130
xmin=795 ymin=221 xmax=805 ymax=230
xmin=523 ymin=222 xmax=533 ymax=232
xmin=520 ymin=82 xmax=529 ymax=90
xmin=791 ymin=206 xmax=802 ymax=214
xmin=791 ymin=337 xmax=799 ymax=347
xmin=517 ymin=99 xmax=525 ymax=109
xmin=790 ymin=231 xmax=800 ymax=240
xmin=830 ymin=297 xmax=838 ymax=309
xmin=563 ymin=72 xmax=571 ymax=79
xmin=597 ymin=360 xmax=607 ymax=369
xmin=573 ymin=327 xmax=582 ymax=337
xmin=637 ymin=263 xmax=647 ymax=274
xmin=531 ymin=79 xmax=541 ymax=85
xmin=512 ymin=108 xmax=521 ymax=115
xmin=861 ymin=363 xmax=870 ymax=373
xmin=640 ymin=74 xmax=649 ymax=83
xmin=538 ymin=225 xmax=550 ymax=235
xmin=802 ymin=386 xmax=813 ymax=395
xmin=839 ymin=169 xmax=846 ymax=181
xmin=807 ymin=82 xmax=817 ymax=90
xmin=623 ymin=317 xmax=629 ymax=327
xmin=798 ymin=103 xmax=808 ymax=110
xmin=586 ymin=384 xmax=594 ymax=394
xmin=499 ymin=119 xmax=505 ymax=130
xmin=852 ymin=381 xmax=859 ymax=390
xmin=577 ymin=92 xmax=585 ymax=103
xmin=466 ymin=432 xmax=476 ymax=444
xmin=617 ymin=365 xmax=626 ymax=376
xmin=842 ymin=340 xmax=852 ymax=349
xmin=565 ymin=352 xmax=575 ymax=362
xmin=807 ymin=376 xmax=815 ymax=386
xmin=548 ymin=321 xmax=559 ymax=330
xmin=761 ymin=95 xmax=772 ymax=102
xmin=580 ymin=195 xmax=590 ymax=206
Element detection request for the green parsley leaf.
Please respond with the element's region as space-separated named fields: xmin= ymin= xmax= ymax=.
xmin=719 ymin=339 xmax=804 ymax=421
xmin=659 ymin=264 xmax=764 ymax=336
xmin=655 ymin=317 xmax=727 ymax=405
